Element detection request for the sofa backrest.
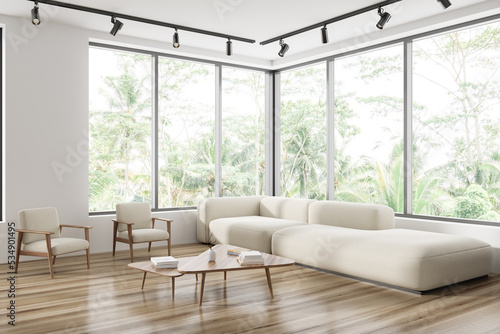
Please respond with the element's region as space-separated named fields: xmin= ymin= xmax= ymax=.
xmin=197 ymin=196 xmax=265 ymax=243
xmin=309 ymin=201 xmax=394 ymax=230
xmin=260 ymin=197 xmax=315 ymax=222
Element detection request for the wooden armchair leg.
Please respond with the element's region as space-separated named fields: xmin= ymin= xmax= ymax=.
xmin=168 ymin=238 xmax=171 ymax=256
xmin=15 ymin=232 xmax=23 ymax=273
xmin=112 ymin=221 xmax=118 ymax=257
xmin=45 ymin=235 xmax=55 ymax=278
xmin=86 ymin=248 xmax=91 ymax=269
xmin=129 ymin=243 xmax=134 ymax=263
xmin=84 ymin=228 xmax=90 ymax=269
xmin=53 ymin=256 xmax=56 ymax=265
xmin=127 ymin=224 xmax=134 ymax=262
xmin=148 ymin=242 xmax=152 ymax=253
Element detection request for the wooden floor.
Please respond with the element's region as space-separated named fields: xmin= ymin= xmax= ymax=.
xmin=2 ymin=244 xmax=500 ymax=334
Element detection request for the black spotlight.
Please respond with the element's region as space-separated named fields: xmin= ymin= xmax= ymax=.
xmin=376 ymin=7 xmax=391 ymax=30
xmin=31 ymin=1 xmax=41 ymax=26
xmin=173 ymin=29 xmax=180 ymax=48
xmin=110 ymin=16 xmax=124 ymax=36
xmin=438 ymin=0 xmax=452 ymax=9
xmin=226 ymin=39 xmax=232 ymax=56
xmin=321 ymin=25 xmax=329 ymax=44
xmin=278 ymin=39 xmax=289 ymax=57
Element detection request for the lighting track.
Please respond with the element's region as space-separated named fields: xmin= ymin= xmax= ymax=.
xmin=26 ymin=0 xmax=256 ymax=44
xmin=260 ymin=0 xmax=404 ymax=46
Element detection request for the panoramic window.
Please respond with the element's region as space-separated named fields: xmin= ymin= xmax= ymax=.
xmin=222 ymin=67 xmax=266 ymax=197
xmin=413 ymin=22 xmax=500 ymax=222
xmin=334 ymin=45 xmax=404 ymax=212
xmin=89 ymin=48 xmax=153 ymax=212
xmin=157 ymin=58 xmax=215 ymax=207
xmin=280 ymin=62 xmax=327 ymax=199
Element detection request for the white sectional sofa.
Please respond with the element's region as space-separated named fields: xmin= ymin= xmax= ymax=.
xmin=197 ymin=196 xmax=493 ymax=291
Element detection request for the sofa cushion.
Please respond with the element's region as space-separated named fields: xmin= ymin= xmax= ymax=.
xmin=23 ymin=237 xmax=89 ymax=256
xmin=116 ymin=202 xmax=153 ymax=232
xmin=210 ymin=216 xmax=306 ymax=253
xmin=19 ymin=207 xmax=61 ymax=245
xmin=308 ymin=201 xmax=394 ymax=230
xmin=260 ymin=197 xmax=315 ymax=222
xmin=118 ymin=229 xmax=170 ymax=243
xmin=197 ymin=196 xmax=265 ymax=243
xmin=272 ymin=225 xmax=492 ymax=291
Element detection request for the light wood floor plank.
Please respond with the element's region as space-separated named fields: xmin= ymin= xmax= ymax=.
xmin=2 ymin=243 xmax=499 ymax=333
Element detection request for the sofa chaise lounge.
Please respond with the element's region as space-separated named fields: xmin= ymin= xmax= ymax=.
xmin=197 ymin=196 xmax=492 ymax=291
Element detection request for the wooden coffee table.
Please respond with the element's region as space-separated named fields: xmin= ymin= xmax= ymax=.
xmin=127 ymin=256 xmax=196 ymax=299
xmin=177 ymin=244 xmax=295 ymax=306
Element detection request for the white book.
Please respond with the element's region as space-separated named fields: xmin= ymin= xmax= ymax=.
xmin=151 ymin=256 xmax=178 ymax=266
xmin=151 ymin=256 xmax=178 ymax=263
xmin=240 ymin=251 xmax=263 ymax=260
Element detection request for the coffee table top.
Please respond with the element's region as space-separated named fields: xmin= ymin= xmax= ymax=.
xmin=128 ymin=256 xmax=196 ymax=277
xmin=177 ymin=244 xmax=295 ymax=274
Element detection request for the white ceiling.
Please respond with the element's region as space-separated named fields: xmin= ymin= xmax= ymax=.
xmin=1 ymin=0 xmax=497 ymax=65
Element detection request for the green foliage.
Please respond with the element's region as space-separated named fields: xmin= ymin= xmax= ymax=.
xmin=455 ymin=185 xmax=491 ymax=219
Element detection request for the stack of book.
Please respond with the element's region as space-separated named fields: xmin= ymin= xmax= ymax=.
xmin=151 ymin=256 xmax=179 ymax=269
xmin=238 ymin=251 xmax=264 ymax=265
xmin=227 ymin=247 xmax=247 ymax=256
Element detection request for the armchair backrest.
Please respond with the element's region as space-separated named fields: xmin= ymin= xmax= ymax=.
xmin=18 ymin=207 xmax=61 ymax=244
xmin=116 ymin=202 xmax=152 ymax=232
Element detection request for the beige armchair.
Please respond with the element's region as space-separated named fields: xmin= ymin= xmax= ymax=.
xmin=15 ymin=207 xmax=92 ymax=278
xmin=112 ymin=202 xmax=172 ymax=262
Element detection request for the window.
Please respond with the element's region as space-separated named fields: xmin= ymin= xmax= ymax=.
xmin=89 ymin=48 xmax=153 ymax=212
xmin=89 ymin=46 xmax=267 ymax=212
xmin=222 ymin=67 xmax=266 ymax=197
xmin=334 ymin=45 xmax=404 ymax=212
xmin=158 ymin=58 xmax=215 ymax=207
xmin=280 ymin=63 xmax=327 ymax=199
xmin=413 ymin=22 xmax=500 ymax=222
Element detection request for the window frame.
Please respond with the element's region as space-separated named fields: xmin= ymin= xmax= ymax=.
xmin=88 ymin=42 xmax=271 ymax=214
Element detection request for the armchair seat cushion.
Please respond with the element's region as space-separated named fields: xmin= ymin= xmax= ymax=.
xmin=23 ymin=237 xmax=89 ymax=256
xmin=118 ymin=229 xmax=170 ymax=243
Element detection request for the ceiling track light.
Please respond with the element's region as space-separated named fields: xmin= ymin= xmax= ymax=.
xmin=31 ymin=1 xmax=41 ymax=26
xmin=173 ymin=28 xmax=180 ymax=48
xmin=438 ymin=0 xmax=452 ymax=9
xmin=321 ymin=25 xmax=329 ymax=44
xmin=278 ymin=39 xmax=290 ymax=57
xmin=26 ymin=0 xmax=255 ymax=45
xmin=226 ymin=39 xmax=232 ymax=56
xmin=261 ymin=0 xmax=403 ymax=46
xmin=110 ymin=16 xmax=124 ymax=36
xmin=376 ymin=7 xmax=391 ymax=30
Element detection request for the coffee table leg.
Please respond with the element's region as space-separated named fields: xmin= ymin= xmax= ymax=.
xmin=171 ymin=277 xmax=175 ymax=300
xmin=199 ymin=273 xmax=206 ymax=306
xmin=141 ymin=272 xmax=147 ymax=289
xmin=265 ymin=268 xmax=273 ymax=299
